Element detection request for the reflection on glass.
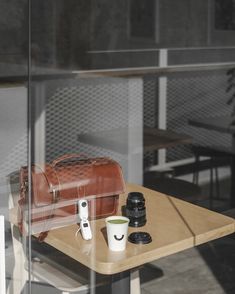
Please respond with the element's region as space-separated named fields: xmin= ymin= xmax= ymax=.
xmin=1 ymin=1 xmax=235 ymax=293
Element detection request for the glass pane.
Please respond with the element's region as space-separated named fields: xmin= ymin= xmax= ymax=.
xmin=29 ymin=1 xmax=235 ymax=293
xmin=0 ymin=0 xmax=29 ymax=292
xmin=2 ymin=0 xmax=235 ymax=293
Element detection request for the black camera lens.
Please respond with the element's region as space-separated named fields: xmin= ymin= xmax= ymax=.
xmin=125 ymin=192 xmax=146 ymax=227
xmin=81 ymin=201 xmax=87 ymax=207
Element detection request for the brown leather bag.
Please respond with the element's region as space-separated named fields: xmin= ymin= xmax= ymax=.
xmin=18 ymin=154 xmax=125 ymax=241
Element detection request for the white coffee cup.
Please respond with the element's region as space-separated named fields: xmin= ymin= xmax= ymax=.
xmin=105 ymin=216 xmax=130 ymax=251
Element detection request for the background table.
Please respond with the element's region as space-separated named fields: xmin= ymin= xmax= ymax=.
xmin=189 ymin=115 xmax=235 ymax=207
xmin=43 ymin=183 xmax=235 ymax=293
xmin=78 ymin=127 xmax=192 ymax=154
xmin=78 ymin=127 xmax=192 ymax=186
xmin=188 ymin=115 xmax=235 ymax=134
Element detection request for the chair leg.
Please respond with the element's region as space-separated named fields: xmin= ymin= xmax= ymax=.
xmin=214 ymin=163 xmax=220 ymax=199
xmin=210 ymin=158 xmax=220 ymax=207
xmin=193 ymin=155 xmax=199 ymax=185
xmin=209 ymin=159 xmax=214 ymax=209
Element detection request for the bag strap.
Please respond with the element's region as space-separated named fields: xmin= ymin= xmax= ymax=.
xmin=38 ymin=231 xmax=50 ymax=243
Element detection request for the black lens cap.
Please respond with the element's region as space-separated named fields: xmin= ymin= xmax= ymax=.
xmin=128 ymin=232 xmax=152 ymax=244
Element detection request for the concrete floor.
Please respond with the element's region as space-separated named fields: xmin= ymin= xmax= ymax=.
xmin=140 ymin=176 xmax=235 ymax=294
xmin=141 ymin=236 xmax=235 ymax=294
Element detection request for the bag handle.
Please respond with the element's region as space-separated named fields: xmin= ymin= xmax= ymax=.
xmin=51 ymin=153 xmax=88 ymax=167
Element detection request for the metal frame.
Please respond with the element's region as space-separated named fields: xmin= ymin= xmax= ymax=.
xmin=0 ymin=215 xmax=6 ymax=294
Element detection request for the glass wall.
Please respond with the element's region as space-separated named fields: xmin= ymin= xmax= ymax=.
xmin=1 ymin=0 xmax=235 ymax=293
xmin=0 ymin=0 xmax=29 ymax=293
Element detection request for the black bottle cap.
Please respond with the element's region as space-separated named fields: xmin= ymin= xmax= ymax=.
xmin=128 ymin=232 xmax=152 ymax=244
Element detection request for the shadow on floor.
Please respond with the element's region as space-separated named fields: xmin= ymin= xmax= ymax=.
xmin=197 ymin=235 xmax=235 ymax=294
xmin=142 ymin=174 xmax=235 ymax=294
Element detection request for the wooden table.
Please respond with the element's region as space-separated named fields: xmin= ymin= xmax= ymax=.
xmin=43 ymin=183 xmax=235 ymax=293
xmin=188 ymin=115 xmax=235 ymax=207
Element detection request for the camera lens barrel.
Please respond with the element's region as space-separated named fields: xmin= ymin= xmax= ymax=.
xmin=126 ymin=192 xmax=146 ymax=227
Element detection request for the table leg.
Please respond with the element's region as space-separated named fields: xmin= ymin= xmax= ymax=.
xmin=111 ymin=271 xmax=130 ymax=294
xmin=130 ymin=268 xmax=141 ymax=294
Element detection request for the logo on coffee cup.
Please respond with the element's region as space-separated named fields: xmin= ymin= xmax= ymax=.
xmin=114 ymin=234 xmax=124 ymax=241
